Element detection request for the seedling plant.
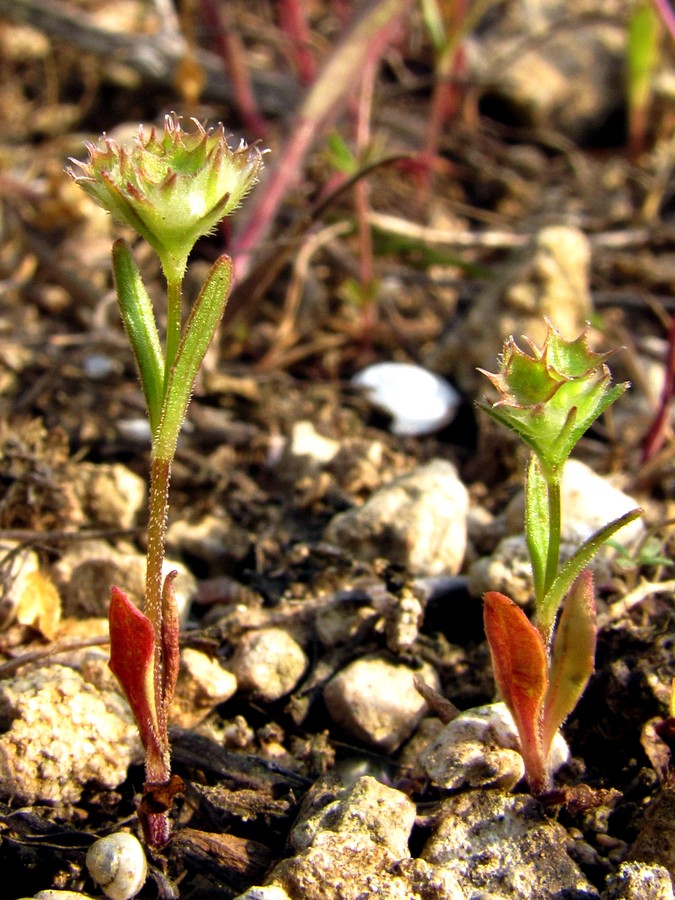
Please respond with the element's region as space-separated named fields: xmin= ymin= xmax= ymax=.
xmin=478 ymin=322 xmax=642 ymax=795
xmin=69 ymin=114 xmax=263 ymax=848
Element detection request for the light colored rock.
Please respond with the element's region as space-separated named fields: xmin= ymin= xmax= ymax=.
xmin=52 ymin=542 xmax=195 ymax=622
xmin=236 ymin=776 xmax=465 ymax=900
xmin=0 ymin=664 xmax=139 ymax=805
xmin=231 ymin=628 xmax=308 ymax=702
xmin=270 ymin=831 xmax=466 ymax=900
xmin=434 ymin=225 xmax=592 ymax=395
xmin=602 ymin=862 xmax=675 ymax=900
xmin=72 ymin=462 xmax=145 ymax=530
xmin=323 ymin=655 xmax=439 ymax=752
xmin=560 ymin=459 xmax=643 ymax=546
xmin=421 ymin=702 xmax=569 ymax=792
xmin=466 ymin=1 xmax=625 ymax=140
xmin=352 ymin=362 xmax=461 ymax=436
xmin=324 ymin=459 xmax=468 ymax=577
xmin=166 ymin=511 xmax=250 ymax=567
xmin=233 ymin=889 xmax=291 ymax=900
xmin=289 ymin=775 xmax=416 ymax=859
xmin=422 ymin=790 xmax=599 ymax=899
xmin=467 ymin=533 xmax=534 ymax=605
xmin=171 ymin=647 xmax=237 ymax=727
xmin=287 ymin=420 xmax=341 ymax=465
xmin=383 ymin=585 xmax=424 ymax=653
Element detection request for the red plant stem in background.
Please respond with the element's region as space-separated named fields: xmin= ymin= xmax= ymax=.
xmin=642 ymin=312 xmax=675 ymax=462
xmin=355 ymin=42 xmax=377 ymax=293
xmin=199 ymin=0 xmax=267 ymax=140
xmin=279 ymin=0 xmax=316 ymax=84
xmin=417 ymin=0 xmax=469 ymax=196
xmin=653 ymin=0 xmax=675 ymax=40
xmin=230 ymin=0 xmax=412 ymax=281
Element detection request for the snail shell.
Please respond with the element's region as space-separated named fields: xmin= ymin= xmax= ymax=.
xmin=21 ymin=893 xmax=94 ymax=899
xmin=86 ymin=833 xmax=147 ymax=900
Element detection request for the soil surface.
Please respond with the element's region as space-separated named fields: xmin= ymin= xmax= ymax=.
xmin=1 ymin=2 xmax=675 ymax=899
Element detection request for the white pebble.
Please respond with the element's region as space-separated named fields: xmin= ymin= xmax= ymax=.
xmin=83 ymin=353 xmax=122 ymax=380
xmin=352 ymin=362 xmax=460 ymax=435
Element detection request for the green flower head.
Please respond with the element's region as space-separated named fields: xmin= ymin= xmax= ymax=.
xmin=478 ymin=319 xmax=628 ymax=479
xmin=69 ymin=113 xmax=264 ymax=282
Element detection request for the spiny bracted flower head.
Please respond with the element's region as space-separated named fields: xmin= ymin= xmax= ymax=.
xmin=478 ymin=319 xmax=628 ymax=480
xmin=68 ymin=113 xmax=264 ymax=282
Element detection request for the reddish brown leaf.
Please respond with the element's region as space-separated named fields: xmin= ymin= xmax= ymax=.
xmin=483 ymin=591 xmax=549 ymax=793
xmin=160 ymin=570 xmax=180 ymax=723
xmin=108 ymin=586 xmax=161 ymax=759
xmin=542 ymin=569 xmax=596 ymax=757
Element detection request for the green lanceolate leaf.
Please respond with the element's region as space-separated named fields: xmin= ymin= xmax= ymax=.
xmin=154 ymin=255 xmax=233 ymax=461
xmin=536 ymin=507 xmax=643 ymax=639
xmin=112 ymin=239 xmax=164 ymax=434
xmin=525 ymin=455 xmax=550 ymax=604
xmin=542 ymin=569 xmax=596 ymax=758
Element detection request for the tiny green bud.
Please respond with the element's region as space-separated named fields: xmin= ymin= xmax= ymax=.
xmin=478 ymin=319 xmax=628 ymax=481
xmin=68 ymin=113 xmax=264 ymax=282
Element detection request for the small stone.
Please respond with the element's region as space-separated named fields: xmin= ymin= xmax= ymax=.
xmin=390 ymin=858 xmax=466 ymax=900
xmin=324 ymin=459 xmax=468 ymax=577
xmin=352 ymin=362 xmax=461 ymax=436
xmin=0 ymin=664 xmax=139 ymax=805
xmin=288 ymin=420 xmax=341 ymax=465
xmin=384 ymin=586 xmax=424 ymax=653
xmin=422 ymin=790 xmax=599 ymax=899
xmin=289 ymin=775 xmax=416 ymax=859
xmin=231 ymin=628 xmax=308 ymax=702
xmin=83 ymin=352 xmax=123 ymax=380
xmin=602 ymin=862 xmax=674 ymax=900
xmin=270 ymin=831 xmax=405 ymax=899
xmin=233 ymin=889 xmax=291 ymax=900
xmin=323 ymin=655 xmax=439 ymax=752
xmin=171 ymin=648 xmax=237 ymax=728
xmin=421 ymin=702 xmax=569 ymax=792
xmin=117 ymin=418 xmax=152 ymax=445
xmin=72 ymin=462 xmax=145 ymax=530
xmin=52 ymin=542 xmax=195 ymax=622
xmin=166 ymin=512 xmax=250 ymax=568
xmin=467 ymin=7 xmax=624 ymax=141
xmin=467 ymin=534 xmax=534 ymax=605
xmin=240 ymin=776 xmax=465 ymax=900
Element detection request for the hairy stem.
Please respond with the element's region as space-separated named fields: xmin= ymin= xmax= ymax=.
xmin=165 ymin=278 xmax=182 ymax=386
xmin=543 ymin=477 xmax=562 ymax=607
xmin=145 ymin=455 xmax=171 ymax=754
